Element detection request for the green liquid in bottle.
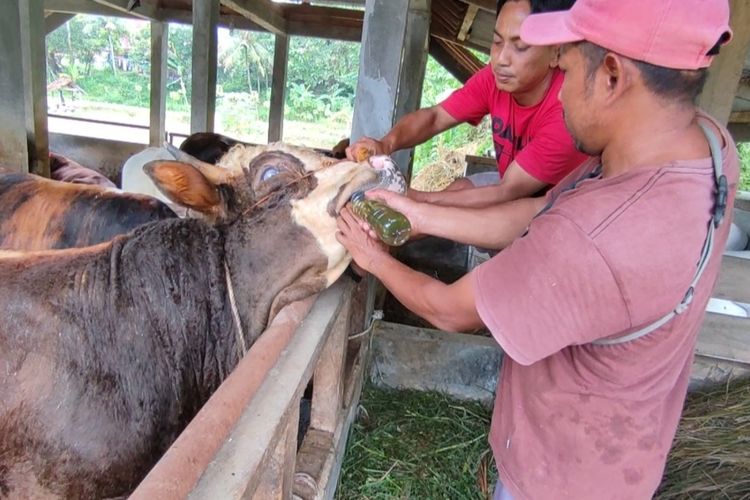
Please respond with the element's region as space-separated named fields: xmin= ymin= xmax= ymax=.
xmin=350 ymin=191 xmax=411 ymax=246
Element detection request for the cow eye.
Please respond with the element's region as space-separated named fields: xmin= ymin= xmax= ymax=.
xmin=260 ymin=166 xmax=280 ymax=181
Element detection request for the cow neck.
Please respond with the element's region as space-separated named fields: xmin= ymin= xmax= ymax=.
xmin=107 ymin=217 xmax=242 ymax=396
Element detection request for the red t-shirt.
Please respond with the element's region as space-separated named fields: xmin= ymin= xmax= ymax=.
xmin=472 ymin=115 xmax=739 ymax=499
xmin=440 ymin=66 xmax=588 ymax=185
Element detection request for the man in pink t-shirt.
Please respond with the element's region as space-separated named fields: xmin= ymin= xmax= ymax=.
xmin=337 ymin=0 xmax=738 ymax=498
xmin=347 ymin=0 xmax=588 ymax=214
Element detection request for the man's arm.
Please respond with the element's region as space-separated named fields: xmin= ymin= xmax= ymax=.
xmin=336 ymin=209 xmax=483 ymax=332
xmin=413 ymin=160 xmax=549 ymax=207
xmin=346 ymin=105 xmax=460 ymax=160
xmin=369 ymin=189 xmax=547 ymax=250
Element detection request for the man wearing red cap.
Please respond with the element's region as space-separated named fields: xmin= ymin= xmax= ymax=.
xmin=336 ymin=0 xmax=740 ymax=498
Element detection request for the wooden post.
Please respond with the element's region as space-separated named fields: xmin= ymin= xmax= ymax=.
xmin=309 ymin=294 xmax=350 ymax=433
xmin=351 ymin=0 xmax=431 ymax=327
xmin=191 ymin=0 xmax=219 ymax=133
xmin=21 ymin=0 xmax=49 ymax=177
xmin=351 ymin=0 xmax=431 ymax=180
xmin=149 ymin=21 xmax=169 ymax=146
xmin=0 ymin=1 xmax=28 ymax=172
xmin=393 ymin=0 xmax=431 ymax=176
xmin=697 ymin=0 xmax=750 ymax=125
xmin=268 ymin=33 xmax=289 ymax=143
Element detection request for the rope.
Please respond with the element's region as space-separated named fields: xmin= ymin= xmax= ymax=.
xmin=224 ymin=261 xmax=248 ymax=358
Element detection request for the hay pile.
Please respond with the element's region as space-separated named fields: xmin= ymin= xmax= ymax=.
xmin=410 ymin=144 xmax=476 ymax=192
xmin=656 ymin=377 xmax=750 ymax=499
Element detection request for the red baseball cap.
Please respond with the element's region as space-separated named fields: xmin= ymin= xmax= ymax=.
xmin=520 ymin=0 xmax=733 ymax=70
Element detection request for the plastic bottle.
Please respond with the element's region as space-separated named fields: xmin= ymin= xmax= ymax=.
xmin=350 ymin=191 xmax=411 ymax=246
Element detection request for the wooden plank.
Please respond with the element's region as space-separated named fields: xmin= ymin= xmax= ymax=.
xmin=45 ymin=12 xmax=74 ymax=33
xmin=0 ymin=0 xmax=29 ymax=172
xmin=697 ymin=0 xmax=750 ymax=124
xmin=310 ymin=293 xmax=351 ymax=433
xmin=149 ymin=21 xmax=168 ymax=147
xmin=714 ymin=255 xmax=750 ymax=304
xmin=690 ymin=354 xmax=750 ymax=390
xmin=159 ymin=8 xmax=262 ymax=31
xmin=458 ymin=0 xmax=495 ymax=13
xmin=286 ymin=20 xmax=362 ymax=42
xmin=191 ymin=0 xmax=219 ymax=133
xmin=457 ymin=4 xmax=478 ymax=42
xmin=696 ymin=313 xmax=750 ymax=365
xmin=730 ymin=110 xmax=750 ymax=123
xmin=294 ymin=332 xmax=371 ymax=500
xmin=92 ymin=0 xmax=158 ymax=20
xmin=268 ymin=34 xmax=288 ymax=143
xmin=284 ymin=4 xmax=363 ymax=42
xmin=45 ymin=0 xmax=139 ymax=19
xmin=220 ymin=0 xmax=285 ymax=35
xmin=188 ymin=281 xmax=350 ymax=499
xmin=460 ymin=7 xmax=494 ymax=49
xmin=21 ymin=0 xmax=50 ymax=177
xmin=252 ymin=402 xmax=300 ymax=499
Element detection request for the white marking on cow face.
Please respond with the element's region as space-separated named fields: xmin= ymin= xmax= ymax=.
xmin=291 ymin=159 xmax=380 ymax=286
xmin=215 ymin=142 xmax=405 ymax=286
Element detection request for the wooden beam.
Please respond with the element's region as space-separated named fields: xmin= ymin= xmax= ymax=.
xmin=697 ymin=0 xmax=750 ymax=125
xmin=45 ymin=12 xmax=74 ymax=34
xmin=45 ymin=0 xmax=139 ymax=19
xmin=163 ymin=5 xmax=362 ymax=43
xmin=0 ymin=1 xmax=30 ymax=172
xmin=220 ymin=0 xmax=285 ymax=35
xmin=191 ymin=0 xmax=219 ymax=133
xmin=457 ymin=4 xmax=478 ymax=41
xmin=283 ymin=3 xmax=363 ymax=41
xmin=268 ymin=34 xmax=288 ymax=143
xmin=92 ymin=0 xmax=158 ymax=20
xmin=459 ymin=0 xmax=495 ymax=13
xmin=730 ymin=110 xmax=750 ymax=123
xmin=149 ymin=21 xmax=168 ymax=146
xmin=21 ymin=0 xmax=50 ymax=177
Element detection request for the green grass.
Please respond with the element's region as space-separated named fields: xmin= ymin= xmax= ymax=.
xmin=339 ymin=379 xmax=750 ymax=500
xmin=336 ymin=387 xmax=495 ymax=500
xmin=738 ymin=142 xmax=750 ymax=192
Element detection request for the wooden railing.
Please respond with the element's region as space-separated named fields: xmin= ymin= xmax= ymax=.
xmin=129 ymin=278 xmax=367 ymax=499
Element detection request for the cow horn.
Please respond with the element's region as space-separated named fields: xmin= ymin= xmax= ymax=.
xmin=164 ymin=142 xmax=230 ymax=185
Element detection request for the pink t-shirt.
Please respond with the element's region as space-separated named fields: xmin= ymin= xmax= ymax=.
xmin=440 ymin=66 xmax=588 ymax=184
xmin=472 ymin=115 xmax=739 ymax=500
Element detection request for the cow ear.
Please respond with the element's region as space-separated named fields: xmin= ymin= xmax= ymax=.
xmin=144 ymin=160 xmax=223 ymax=215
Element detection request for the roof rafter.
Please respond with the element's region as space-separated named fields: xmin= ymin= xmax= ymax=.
xmin=91 ymin=0 xmax=159 ymax=20
xmin=220 ymin=0 xmax=285 ymax=35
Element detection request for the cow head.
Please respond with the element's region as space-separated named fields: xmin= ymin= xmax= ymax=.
xmin=145 ymin=143 xmax=404 ymax=339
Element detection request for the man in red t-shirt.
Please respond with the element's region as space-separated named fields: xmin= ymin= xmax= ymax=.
xmin=337 ymin=0 xmax=738 ymax=498
xmin=347 ymin=0 xmax=588 ymax=212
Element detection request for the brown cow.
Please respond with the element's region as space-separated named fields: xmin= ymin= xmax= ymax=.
xmin=0 ymin=172 xmax=176 ymax=251
xmin=0 ymin=144 xmax=403 ymax=498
